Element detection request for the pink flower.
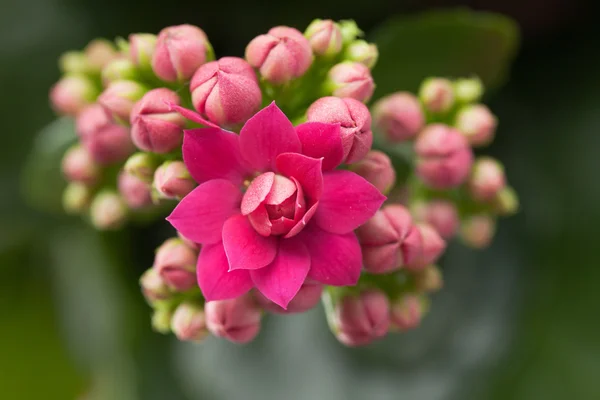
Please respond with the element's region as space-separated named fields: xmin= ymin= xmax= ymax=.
xmin=167 ymin=102 xmax=385 ymax=309
xmin=333 ymin=289 xmax=390 ymax=347
xmin=205 ymin=292 xmax=262 ymax=344
xmin=153 ymin=238 xmax=198 ymax=292
xmin=254 ymin=282 xmax=323 ymax=314
xmin=153 ymin=161 xmax=196 ymax=200
xmin=305 ymin=19 xmax=343 ymax=56
xmin=373 ymin=92 xmax=424 ymax=142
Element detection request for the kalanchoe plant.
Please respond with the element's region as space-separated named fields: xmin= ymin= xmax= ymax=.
xmin=46 ymin=19 xmax=518 ymax=347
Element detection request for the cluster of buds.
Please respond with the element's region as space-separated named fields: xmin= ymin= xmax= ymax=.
xmin=48 ymin=19 xmax=517 ymax=347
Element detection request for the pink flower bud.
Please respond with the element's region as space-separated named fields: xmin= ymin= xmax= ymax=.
xmin=90 ymin=191 xmax=127 ymax=230
xmin=171 ymin=302 xmax=208 ymax=342
xmin=344 ymin=40 xmax=378 ymax=69
xmin=76 ymin=105 xmax=135 ymax=165
xmin=455 ymin=104 xmax=497 ymax=147
xmin=139 ymin=268 xmax=171 ymax=303
xmin=305 ymin=19 xmax=343 ymax=56
xmin=356 ymin=205 xmax=423 ymax=274
xmin=254 ymin=283 xmax=323 ymax=314
xmin=453 ymin=77 xmax=483 ymax=104
xmin=63 ymin=182 xmax=92 ymax=215
xmin=177 ymin=231 xmax=200 ymax=250
xmin=98 ymin=80 xmax=147 ymax=123
xmin=406 ymin=223 xmax=446 ymax=271
xmin=128 ymin=33 xmax=157 ymax=70
xmin=419 ymin=77 xmax=455 ymax=113
xmin=124 ymin=152 xmax=159 ymax=183
xmin=307 ymin=96 xmax=372 ymax=164
xmin=493 ymin=186 xmax=519 ymax=216
xmin=415 ymin=124 xmax=474 ymax=189
xmin=84 ymin=39 xmax=119 ymax=71
xmin=205 ymin=293 xmax=262 ymax=344
xmin=411 ymin=200 xmax=460 ymax=240
xmin=151 ymin=308 xmax=173 ymax=334
xmin=334 ymin=289 xmax=390 ymax=347
xmin=390 ymin=293 xmax=424 ymax=331
xmin=61 ymin=145 xmax=101 ymax=186
xmin=460 ymin=214 xmax=496 ymax=249
xmin=327 ymin=62 xmax=374 ymax=103
xmin=118 ymin=171 xmax=153 ymax=209
xmin=245 ymin=26 xmax=313 ymax=84
xmin=413 ymin=265 xmax=443 ymax=293
xmin=130 ymin=88 xmax=186 ymax=153
xmin=373 ymin=92 xmax=424 ymax=142
xmin=351 ymin=150 xmax=396 ymax=194
xmin=153 ymin=161 xmax=196 ymax=200
xmin=152 ymin=24 xmax=212 ymax=82
xmin=50 ymin=75 xmax=98 ymax=115
xmin=101 ymin=58 xmax=138 ymax=87
xmin=190 ymin=57 xmax=262 ymax=127
xmin=153 ymin=238 xmax=198 ymax=292
xmin=468 ymin=157 xmax=506 ymax=201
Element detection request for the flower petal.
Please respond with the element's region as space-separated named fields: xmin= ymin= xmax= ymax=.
xmin=314 ymin=170 xmax=386 ymax=234
xmin=299 ymin=224 xmax=362 ymax=286
xmin=241 ymin=172 xmax=274 ymax=215
xmin=167 ymin=179 xmax=241 ymax=245
xmin=197 ymin=242 xmax=254 ymax=301
xmin=239 ymin=102 xmax=301 ymax=171
xmin=222 ymin=214 xmax=278 ymax=271
xmin=284 ymin=201 xmax=318 ymax=238
xmin=275 ymin=152 xmax=323 ymax=203
xmin=250 ymin=237 xmax=310 ymax=309
xmin=169 ymin=103 xmax=219 ymax=128
xmin=296 ymin=122 xmax=344 ymax=171
xmin=248 ymin=205 xmax=272 ymax=237
xmin=183 ymin=128 xmax=250 ymax=185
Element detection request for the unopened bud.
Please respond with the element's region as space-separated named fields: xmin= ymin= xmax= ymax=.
xmin=171 ymin=302 xmax=208 ymax=342
xmin=305 ymin=19 xmax=343 ymax=57
xmin=411 ymin=200 xmax=460 ymax=240
xmin=59 ymin=51 xmax=91 ymax=75
xmin=128 ymin=33 xmax=157 ymax=71
xmin=455 ymin=104 xmax=497 ymax=147
xmin=205 ymin=293 xmax=262 ymax=344
xmin=326 ymin=61 xmax=374 ymax=103
xmin=460 ymin=214 xmax=496 ymax=249
xmin=153 ymin=161 xmax=196 ymax=200
xmin=118 ymin=171 xmax=153 ymax=209
xmin=101 ymin=58 xmax=138 ymax=87
xmin=140 ymin=268 xmax=171 ymax=303
xmin=413 ymin=265 xmax=444 ymax=293
xmin=89 ymin=191 xmax=127 ymax=230
xmin=255 ymin=283 xmax=323 ymax=314
xmin=151 ymin=307 xmax=173 ymax=334
xmin=153 ymin=238 xmax=198 ymax=292
xmin=339 ymin=20 xmax=363 ymax=45
xmin=406 ymin=223 xmax=446 ymax=271
xmin=97 ymin=80 xmax=147 ymax=123
xmin=84 ymin=39 xmax=119 ymax=72
xmin=124 ymin=152 xmax=160 ymax=183
xmin=344 ymin=40 xmax=378 ymax=68
xmin=469 ymin=157 xmax=506 ymax=201
xmin=373 ymin=92 xmax=424 ymax=142
xmin=61 ymin=145 xmax=101 ymax=186
xmin=419 ymin=77 xmax=455 ymax=114
xmin=351 ymin=150 xmax=396 ymax=194
xmin=390 ymin=293 xmax=425 ymax=331
xmin=63 ymin=182 xmax=92 ymax=215
xmin=50 ymin=75 xmax=98 ymax=116
xmin=453 ymin=77 xmax=483 ymax=104
xmin=333 ymin=289 xmax=390 ymax=347
xmin=493 ymin=186 xmax=519 ymax=216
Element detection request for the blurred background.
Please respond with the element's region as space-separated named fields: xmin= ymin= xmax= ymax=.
xmin=1 ymin=0 xmax=599 ymax=399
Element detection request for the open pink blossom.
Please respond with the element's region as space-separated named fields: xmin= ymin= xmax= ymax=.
xmin=167 ymin=102 xmax=385 ymax=309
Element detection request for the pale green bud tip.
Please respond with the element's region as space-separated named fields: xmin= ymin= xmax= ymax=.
xmin=59 ymin=51 xmax=90 ymax=75
xmin=339 ymin=20 xmax=363 ymax=45
xmin=345 ymin=40 xmax=378 ymax=69
xmin=101 ymin=58 xmax=138 ymax=87
xmin=89 ymin=191 xmax=127 ymax=230
xmin=305 ymin=19 xmax=343 ymax=57
xmin=454 ymin=77 xmax=484 ymax=104
xmin=494 ymin=186 xmax=519 ymax=216
xmin=419 ymin=77 xmax=455 ymax=114
xmin=124 ymin=152 xmax=159 ymax=183
xmin=63 ymin=182 xmax=92 ymax=215
xmin=151 ymin=307 xmax=173 ymax=334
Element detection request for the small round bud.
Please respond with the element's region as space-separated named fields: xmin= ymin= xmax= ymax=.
xmin=153 ymin=161 xmax=196 ymax=200
xmin=205 ymin=293 xmax=262 ymax=344
xmin=326 ymin=62 xmax=374 ymax=103
xmin=406 ymin=223 xmax=446 ymax=271
xmin=124 ymin=152 xmax=160 ymax=183
xmin=390 ymin=293 xmax=424 ymax=331
xmin=153 ymin=238 xmax=198 ymax=292
xmin=59 ymin=51 xmax=91 ymax=75
xmin=419 ymin=77 xmax=455 ymax=114
xmin=61 ymin=145 xmax=101 ymax=186
xmin=152 ymin=24 xmax=212 ymax=83
xmin=413 ymin=265 xmax=444 ymax=293
xmin=493 ymin=186 xmax=519 ymax=216
xmin=460 ymin=214 xmax=496 ymax=249
xmin=339 ymin=20 xmax=363 ymax=45
xmin=351 ymin=150 xmax=396 ymax=194
xmin=415 ymin=124 xmax=474 ymax=189
xmin=118 ymin=171 xmax=153 ymax=209
xmin=98 ymin=80 xmax=147 ymax=123
xmin=373 ymin=92 xmax=424 ymax=142
xmin=151 ymin=307 xmax=173 ymax=334
xmin=101 ymin=58 xmax=138 ymax=87
xmin=89 ymin=191 xmax=127 ymax=230
xmin=469 ymin=157 xmax=506 ymax=201
xmin=333 ymin=289 xmax=390 ymax=347
xmin=63 ymin=182 xmax=92 ymax=215
xmin=344 ymin=40 xmax=378 ymax=68
xmin=307 ymin=96 xmax=372 ymax=164
xmin=305 ymin=19 xmax=343 ymax=57
xmin=50 ymin=75 xmax=98 ymax=116
xmin=139 ymin=268 xmax=171 ymax=303
xmin=171 ymin=302 xmax=209 ymax=342
xmin=128 ymin=33 xmax=157 ymax=70
xmin=454 ymin=77 xmax=484 ymax=104
xmin=455 ymin=104 xmax=497 ymax=147
xmin=84 ymin=39 xmax=119 ymax=72
xmin=254 ymin=283 xmax=323 ymax=314
xmin=245 ymin=26 xmax=313 ymax=84
xmin=411 ymin=200 xmax=460 ymax=240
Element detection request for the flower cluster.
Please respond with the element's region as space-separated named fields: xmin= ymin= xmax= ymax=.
xmin=49 ymin=19 xmax=517 ymax=347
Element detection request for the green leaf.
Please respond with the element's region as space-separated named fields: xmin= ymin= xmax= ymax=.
xmin=370 ymin=9 xmax=520 ymax=98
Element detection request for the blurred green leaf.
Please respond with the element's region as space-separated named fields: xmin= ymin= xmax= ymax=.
xmin=370 ymin=9 xmax=519 ymax=98
xmin=21 ymin=117 xmax=77 ymax=214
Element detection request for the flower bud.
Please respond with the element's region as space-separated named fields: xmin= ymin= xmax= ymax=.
xmin=255 ymin=283 xmax=323 ymax=314
xmin=178 ymin=231 xmax=200 ymax=250
xmin=351 ymin=150 xmax=396 ymax=194
xmin=460 ymin=214 xmax=496 ymax=249
xmin=152 ymin=24 xmax=212 ymax=83
xmin=453 ymin=77 xmax=483 ymax=104
xmin=455 ymin=104 xmax=497 ymax=147
xmin=205 ymin=293 xmax=262 ymax=344
xmin=59 ymin=51 xmax=90 ymax=75
xmin=415 ymin=124 xmax=474 ymax=189
xmin=89 ymin=191 xmax=127 ymax=230
xmin=419 ymin=77 xmax=455 ymax=114
xmin=468 ymin=157 xmax=506 ymax=201
xmin=190 ymin=57 xmax=262 ymax=127
xmin=356 ymin=205 xmax=422 ymax=274
xmin=128 ymin=33 xmax=156 ymax=70
xmin=124 ymin=152 xmax=160 ymax=183
xmin=101 ymin=58 xmax=138 ymax=87
xmin=151 ymin=307 xmax=173 ymax=334
xmin=406 ymin=223 xmax=446 ymax=271
xmin=305 ymin=19 xmax=343 ymax=57
xmin=245 ymin=26 xmax=313 ymax=84
xmin=118 ymin=171 xmax=153 ymax=209
xmin=98 ymin=80 xmax=147 ymax=123
xmin=326 ymin=62 xmax=374 ymax=103
xmin=84 ymin=39 xmax=119 ymax=71
xmin=153 ymin=238 xmax=198 ymax=292
xmin=390 ymin=293 xmax=424 ymax=331
xmin=413 ymin=265 xmax=443 ymax=293
xmin=411 ymin=200 xmax=459 ymax=240
xmin=61 ymin=145 xmax=101 ymax=186
xmin=344 ymin=40 xmax=378 ymax=68
xmin=493 ymin=186 xmax=519 ymax=216
xmin=153 ymin=161 xmax=197 ymax=200
xmin=307 ymin=96 xmax=372 ymax=164
xmin=333 ymin=289 xmax=390 ymax=347
xmin=130 ymin=88 xmax=186 ymax=153
xmin=339 ymin=20 xmax=362 ymax=45
xmin=139 ymin=268 xmax=171 ymax=303
xmin=373 ymin=92 xmax=424 ymax=142
xmin=63 ymin=182 xmax=92 ymax=215
xmin=50 ymin=75 xmax=98 ymax=116
xmin=171 ymin=302 xmax=209 ymax=342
